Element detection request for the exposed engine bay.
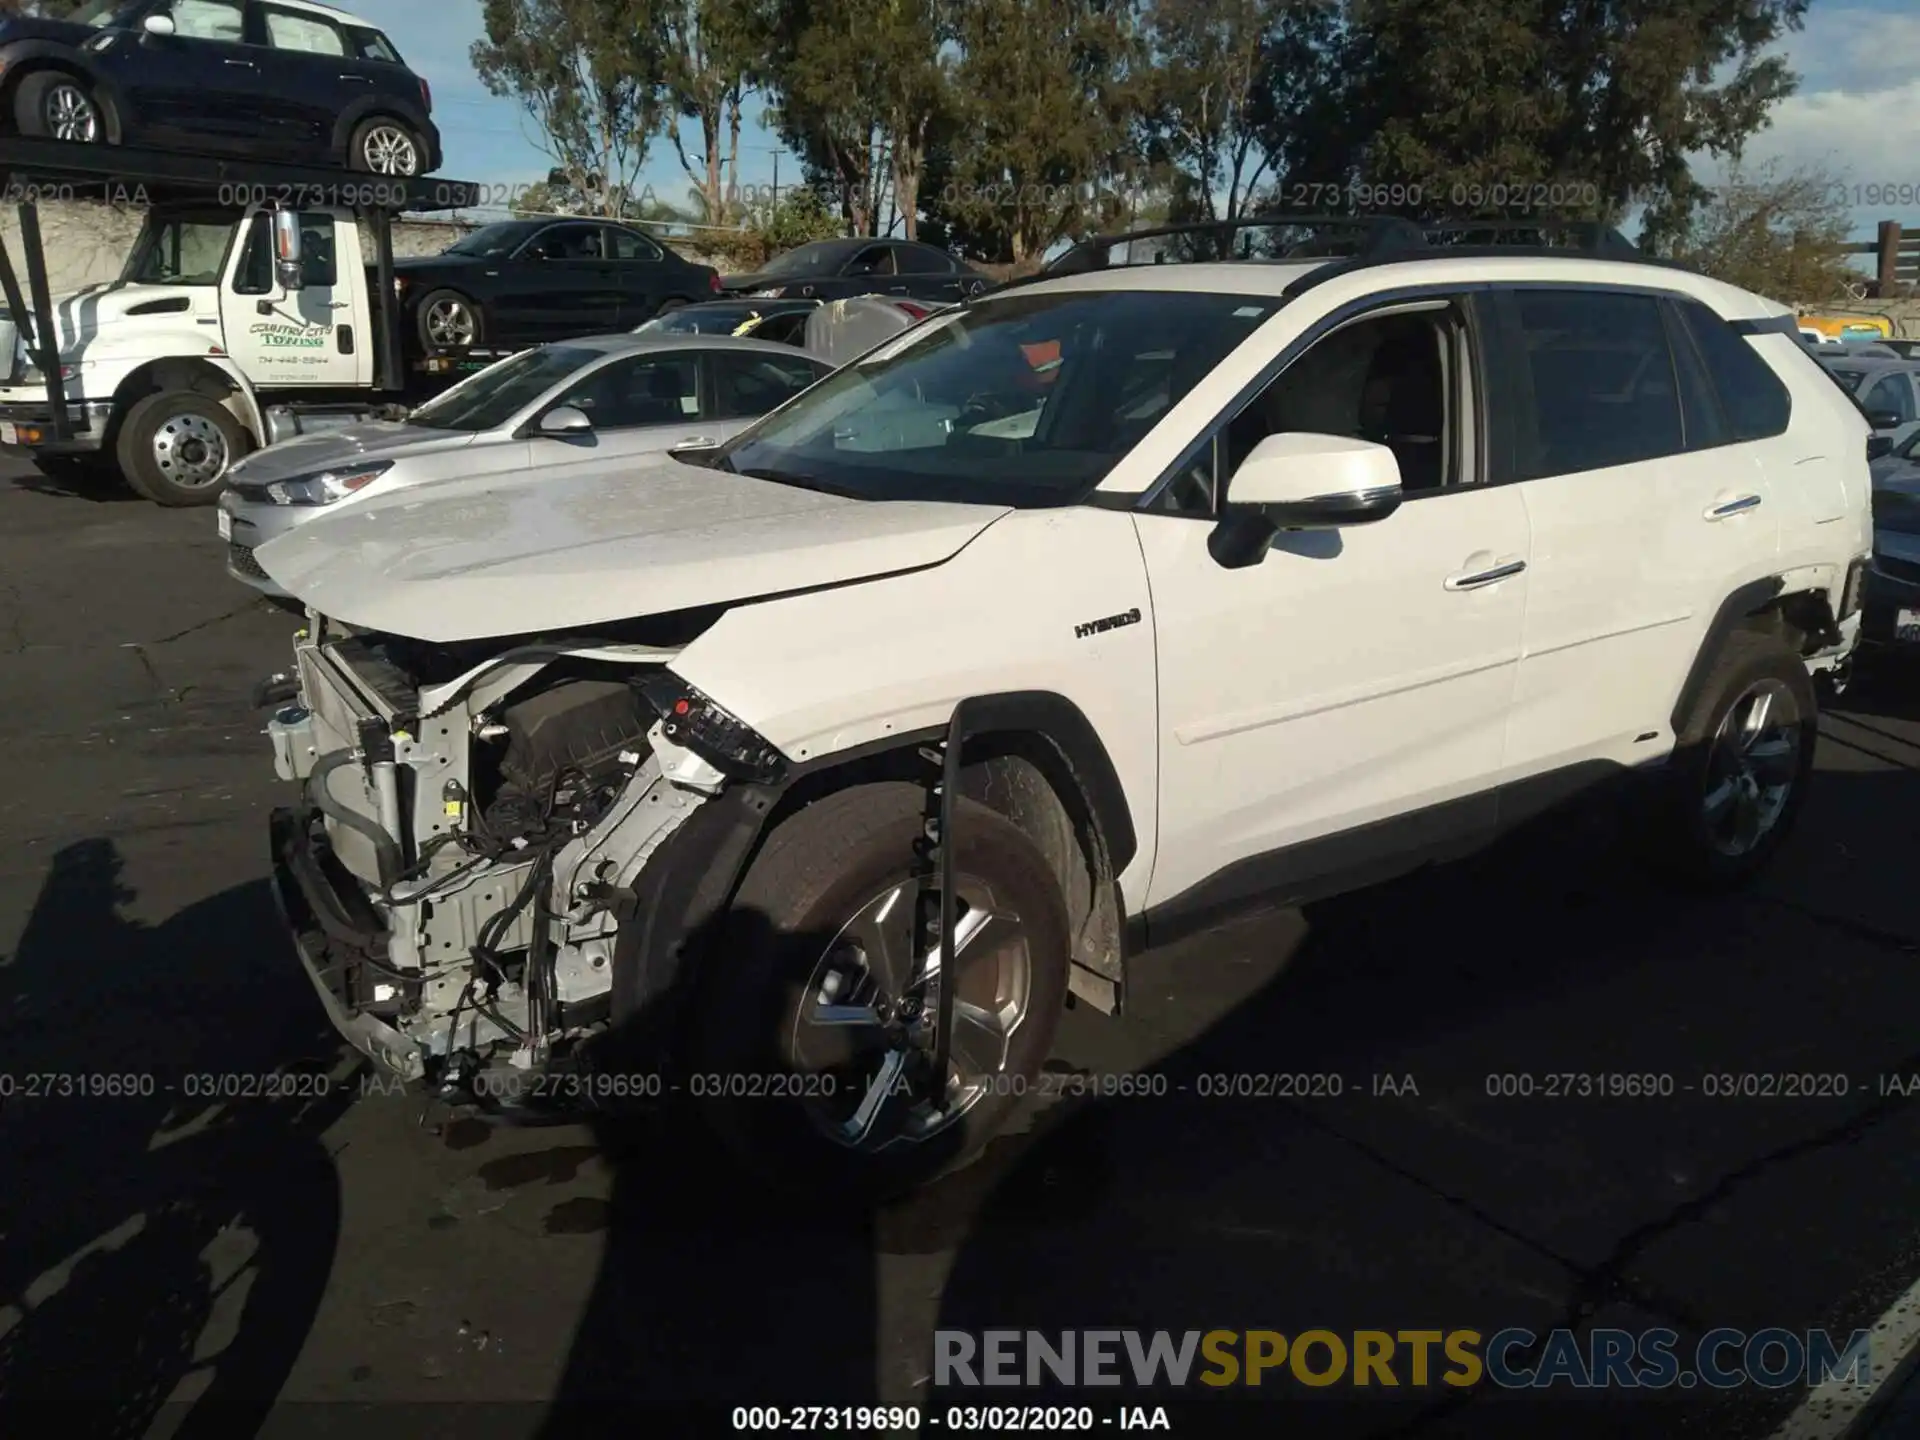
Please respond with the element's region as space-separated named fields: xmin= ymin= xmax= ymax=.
xmin=263 ymin=611 xmax=779 ymax=1103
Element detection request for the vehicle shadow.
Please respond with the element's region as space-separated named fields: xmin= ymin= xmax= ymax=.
xmin=0 ymin=838 xmax=354 ymax=1438
xmin=915 ymin=754 xmax=1920 ymax=1439
xmin=7 ymin=458 xmax=135 ymax=503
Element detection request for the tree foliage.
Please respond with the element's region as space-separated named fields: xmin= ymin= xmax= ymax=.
xmin=644 ymin=0 xmax=764 ymax=224
xmin=1660 ymin=159 xmax=1856 ymax=301
xmin=471 ymin=0 xmax=666 ymax=218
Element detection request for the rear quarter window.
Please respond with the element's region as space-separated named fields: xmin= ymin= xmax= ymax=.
xmin=349 ymin=26 xmax=403 ymax=63
xmin=1673 ymin=299 xmax=1791 ymax=441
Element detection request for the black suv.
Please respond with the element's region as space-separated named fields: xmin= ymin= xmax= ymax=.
xmin=0 ymin=0 xmax=441 ymax=175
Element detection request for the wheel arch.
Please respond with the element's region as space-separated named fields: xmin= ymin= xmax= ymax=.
xmin=1671 ymin=575 xmax=1838 ymax=734
xmin=108 ymin=357 xmax=265 ymax=452
xmin=606 ymin=690 xmax=1139 ymax=1065
xmin=330 ymin=100 xmax=432 ymax=160
xmin=0 ymin=50 xmax=127 ymax=142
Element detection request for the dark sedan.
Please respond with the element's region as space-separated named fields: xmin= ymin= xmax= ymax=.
xmin=0 ymin=0 xmax=441 ymax=175
xmin=394 ymin=218 xmax=723 ymax=351
xmin=721 ymin=238 xmax=991 ymax=304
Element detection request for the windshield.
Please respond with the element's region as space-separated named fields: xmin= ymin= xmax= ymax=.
xmin=1827 ymin=366 xmax=1868 ymax=389
xmin=443 ymin=222 xmax=540 ymax=259
xmin=406 ymin=346 xmax=596 ymax=431
xmin=711 ymin=289 xmax=1280 ymax=506
xmin=759 ymin=243 xmax=848 ymax=278
xmin=123 ymin=214 xmax=234 ymax=286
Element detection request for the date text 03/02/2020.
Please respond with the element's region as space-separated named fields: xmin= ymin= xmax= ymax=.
xmin=731 ymin=1405 xmax=1174 ymax=1431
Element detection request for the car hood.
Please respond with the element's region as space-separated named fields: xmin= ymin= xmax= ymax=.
xmin=228 ymin=420 xmax=481 ymax=485
xmin=4 ymin=281 xmax=205 ymax=359
xmin=254 ymin=454 xmax=1012 ymax=642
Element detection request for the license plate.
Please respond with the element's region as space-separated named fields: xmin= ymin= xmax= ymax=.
xmin=0 ymin=422 xmax=15 ymax=445
xmin=1897 ymin=608 xmax=1920 ymax=643
xmin=217 ymin=509 xmax=233 ymax=541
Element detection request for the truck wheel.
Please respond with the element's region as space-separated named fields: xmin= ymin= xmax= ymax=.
xmin=116 ymin=392 xmax=252 ymax=507
xmin=689 ymin=781 xmax=1071 ymax=1197
xmin=417 ymin=290 xmax=483 ymax=350
xmin=15 ymin=72 xmax=104 ymax=144
xmin=348 ymin=117 xmax=424 ymax=176
xmin=1640 ymin=629 xmax=1817 ymax=889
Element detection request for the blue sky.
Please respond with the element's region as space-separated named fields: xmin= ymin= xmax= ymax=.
xmin=365 ymin=0 xmax=1920 ymax=239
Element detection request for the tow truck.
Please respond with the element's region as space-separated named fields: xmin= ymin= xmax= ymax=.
xmin=0 ymin=139 xmax=514 ymax=505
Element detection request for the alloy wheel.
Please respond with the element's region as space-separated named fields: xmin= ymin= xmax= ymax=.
xmin=45 ymin=84 xmax=100 ymax=143
xmin=789 ymin=874 xmax=1033 ymax=1152
xmin=1701 ymin=677 xmax=1803 ymax=856
xmin=362 ymin=126 xmax=420 ymax=176
xmin=424 ymin=299 xmax=476 ymax=348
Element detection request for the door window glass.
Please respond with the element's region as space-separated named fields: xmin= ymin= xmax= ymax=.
xmin=606 ymin=228 xmax=664 ymax=262
xmin=263 ymin=7 xmax=348 ymax=54
xmin=1672 ymin=298 xmax=1791 ymax=441
xmin=232 ymin=212 xmax=337 ymax=293
xmin=713 ymin=352 xmax=830 ymax=417
xmin=1865 ymin=374 xmax=1917 ymax=425
xmin=893 ymin=245 xmax=951 ymax=275
xmin=165 ymin=0 xmax=245 ymax=41
xmin=1507 ymin=289 xmax=1684 ymax=478
xmin=554 ymin=355 xmax=701 ymax=428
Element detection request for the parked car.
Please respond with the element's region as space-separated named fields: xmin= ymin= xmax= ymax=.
xmin=219 ymin=334 xmax=832 ymax=597
xmin=1878 ymin=338 xmax=1920 ymax=361
xmin=395 ymin=219 xmax=722 ymax=351
xmin=632 ymin=297 xmax=823 ymax=340
xmin=1821 ymin=354 xmax=1920 ymax=435
xmin=1863 ymin=422 xmax=1920 ymax=652
xmin=0 ymin=0 xmax=441 ymax=175
xmin=721 ymin=238 xmax=992 ymax=305
xmin=252 ymin=236 xmax=1869 ymax=1195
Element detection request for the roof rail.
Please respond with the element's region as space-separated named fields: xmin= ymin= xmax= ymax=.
xmin=0 ymin=137 xmax=481 ymax=212
xmin=1042 ymin=214 xmax=1427 ymax=275
xmin=1422 ymin=219 xmax=1643 ymax=256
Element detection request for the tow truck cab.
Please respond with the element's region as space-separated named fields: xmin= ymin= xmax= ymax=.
xmin=0 ymin=141 xmax=494 ymax=503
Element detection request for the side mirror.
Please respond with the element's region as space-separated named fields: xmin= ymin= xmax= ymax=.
xmin=538 ymin=406 xmax=593 ymax=436
xmin=142 ymin=12 xmax=176 ymax=35
xmin=1210 ymin=433 xmax=1404 ymax=568
xmin=1869 ymin=434 xmax=1894 ymax=461
xmin=1868 ymin=409 xmax=1902 ymax=431
xmin=273 ymin=208 xmax=305 ymax=292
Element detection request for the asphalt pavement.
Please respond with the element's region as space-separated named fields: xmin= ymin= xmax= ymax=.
xmin=5 ymin=458 xmax=1920 ymax=1440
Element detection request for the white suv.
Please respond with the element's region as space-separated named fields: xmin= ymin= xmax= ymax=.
xmin=254 ymin=226 xmax=1872 ymax=1194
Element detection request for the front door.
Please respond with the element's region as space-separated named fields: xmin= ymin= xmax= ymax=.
xmin=1138 ymin=295 xmax=1530 ymax=920
xmin=108 ymin=0 xmax=261 ymax=146
xmin=252 ymin=0 xmax=362 ymax=156
xmin=494 ymin=223 xmax=625 ymax=342
xmin=220 ymin=210 xmax=366 ymax=387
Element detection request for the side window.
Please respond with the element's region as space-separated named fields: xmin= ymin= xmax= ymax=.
xmin=347 ymin=26 xmax=402 ymax=63
xmin=1219 ymin=305 xmax=1458 ymax=501
xmin=747 ymin=311 xmax=812 ymax=346
xmin=1673 ymin=299 xmax=1791 ymax=441
xmin=713 ymin=353 xmax=829 ymax=418
xmin=893 ymin=245 xmax=950 ymax=275
xmin=555 ymin=355 xmax=700 ymax=428
xmin=232 ymin=212 xmax=335 ymax=293
xmin=165 ymin=0 xmax=245 ymax=41
xmin=262 ymin=6 xmax=349 ymax=54
xmin=524 ymin=225 xmax=603 ymax=261
xmin=845 ymin=245 xmax=895 ymax=277
xmin=606 ymin=228 xmax=663 ymax=262
xmin=1506 ymin=289 xmax=1682 ymax=479
xmin=1865 ymin=373 xmax=1917 ymax=425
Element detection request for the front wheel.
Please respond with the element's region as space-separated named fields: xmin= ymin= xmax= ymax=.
xmin=1641 ymin=629 xmax=1818 ymax=889
xmin=689 ymin=782 xmax=1071 ymax=1197
xmin=348 ymin=117 xmax=425 ymax=176
xmin=116 ymin=392 xmax=252 ymax=507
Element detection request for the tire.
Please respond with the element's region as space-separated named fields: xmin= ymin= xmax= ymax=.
xmin=347 ymin=117 xmax=425 ymax=176
xmin=415 ymin=289 xmax=483 ymax=350
xmin=1641 ymin=628 xmax=1818 ymax=889
xmin=688 ymin=781 xmax=1072 ymax=1197
xmin=14 ymin=72 xmax=104 ymax=144
xmin=116 ymin=392 xmax=252 ymax=508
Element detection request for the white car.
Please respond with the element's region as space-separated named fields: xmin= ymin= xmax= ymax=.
xmin=219 ymin=334 xmax=835 ymax=597
xmin=255 ymin=230 xmax=1872 ymax=1195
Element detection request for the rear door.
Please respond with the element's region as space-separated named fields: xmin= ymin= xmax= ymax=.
xmin=252 ymin=2 xmax=360 ymax=157
xmin=1491 ymin=286 xmax=1779 ymax=810
xmin=601 ymin=226 xmax=673 ymax=326
xmin=706 ymin=348 xmax=834 ymax=440
xmin=496 ymin=223 xmax=624 ymax=341
xmin=890 ymin=243 xmax=963 ymax=302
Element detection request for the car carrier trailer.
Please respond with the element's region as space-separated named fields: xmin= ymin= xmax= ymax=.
xmin=0 ymin=137 xmax=517 ymax=504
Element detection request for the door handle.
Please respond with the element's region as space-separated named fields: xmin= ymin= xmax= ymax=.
xmin=338 ymin=74 xmax=373 ymax=82
xmin=1444 ymin=559 xmax=1526 ymax=591
xmin=1705 ymin=493 xmax=1762 ymax=520
xmin=224 ymin=58 xmax=256 ymax=67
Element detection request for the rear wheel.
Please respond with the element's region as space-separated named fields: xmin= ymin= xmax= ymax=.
xmin=1641 ymin=629 xmax=1817 ymax=889
xmin=348 ymin=117 xmax=425 ymax=176
xmin=116 ymin=392 xmax=251 ymax=508
xmin=15 ymin=72 xmax=103 ymax=144
xmin=689 ymin=782 xmax=1071 ymax=1197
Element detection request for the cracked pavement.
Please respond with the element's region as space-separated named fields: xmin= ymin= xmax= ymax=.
xmin=3 ymin=461 xmax=1920 ymax=1438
